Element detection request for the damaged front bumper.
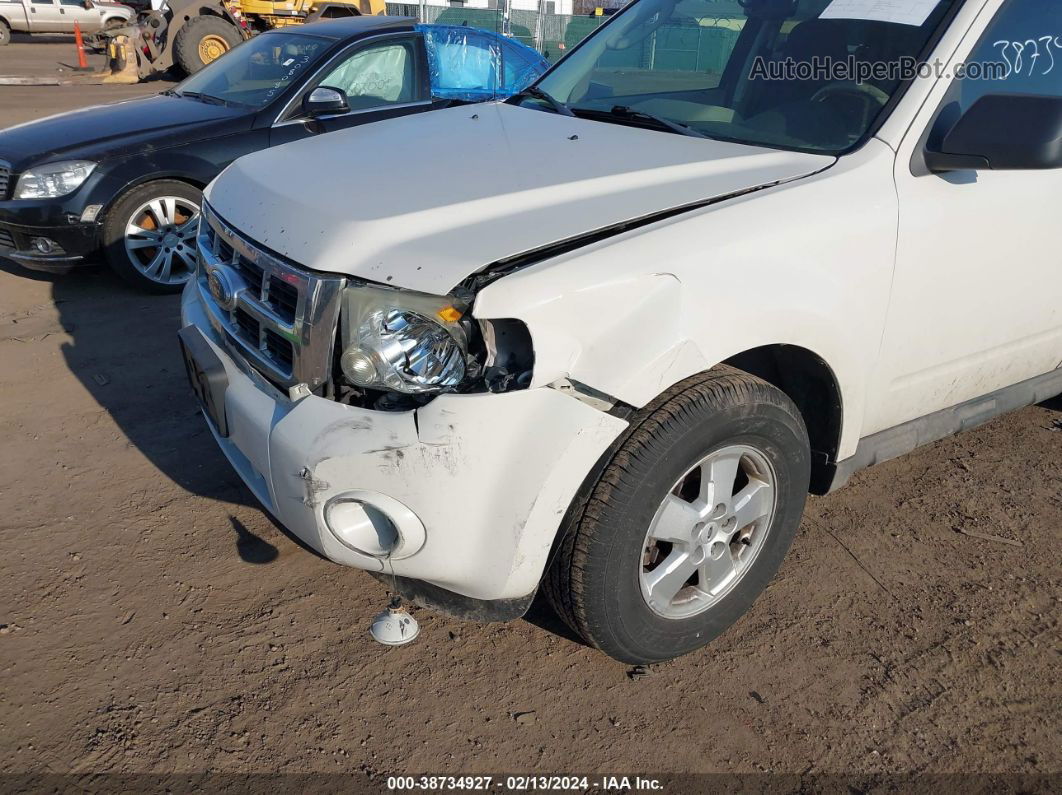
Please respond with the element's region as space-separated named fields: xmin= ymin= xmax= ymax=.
xmin=180 ymin=281 xmax=628 ymax=615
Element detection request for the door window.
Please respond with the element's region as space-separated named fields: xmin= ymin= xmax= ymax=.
xmin=925 ymin=0 xmax=1061 ymax=148
xmin=318 ymin=40 xmax=417 ymax=111
xmin=955 ymin=0 xmax=1062 ymax=110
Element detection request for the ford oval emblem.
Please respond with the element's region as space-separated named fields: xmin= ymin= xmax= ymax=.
xmin=206 ymin=267 xmax=235 ymax=311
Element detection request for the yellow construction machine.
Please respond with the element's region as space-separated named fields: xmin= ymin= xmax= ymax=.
xmin=236 ymin=0 xmax=385 ymax=31
xmin=103 ymin=0 xmax=386 ymax=81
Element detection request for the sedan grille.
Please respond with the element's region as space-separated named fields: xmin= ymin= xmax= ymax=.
xmin=0 ymin=161 xmax=10 ymax=200
xmin=196 ymin=203 xmax=345 ymax=391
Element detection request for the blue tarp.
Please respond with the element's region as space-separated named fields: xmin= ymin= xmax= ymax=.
xmin=418 ymin=24 xmax=550 ymax=102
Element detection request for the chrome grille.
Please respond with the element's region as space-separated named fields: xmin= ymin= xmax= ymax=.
xmin=0 ymin=161 xmax=9 ymax=199
xmin=0 ymin=228 xmax=13 ymax=250
xmin=196 ymin=203 xmax=345 ymax=390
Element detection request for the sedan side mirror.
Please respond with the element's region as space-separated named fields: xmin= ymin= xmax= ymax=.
xmin=303 ymin=86 xmax=350 ymax=117
xmin=925 ymin=93 xmax=1062 ymax=172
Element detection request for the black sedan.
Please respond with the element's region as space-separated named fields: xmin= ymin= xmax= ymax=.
xmin=0 ymin=16 xmax=547 ymax=292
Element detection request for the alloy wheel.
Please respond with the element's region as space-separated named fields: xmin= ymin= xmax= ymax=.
xmin=639 ymin=444 xmax=778 ymax=619
xmin=124 ymin=196 xmax=199 ymax=287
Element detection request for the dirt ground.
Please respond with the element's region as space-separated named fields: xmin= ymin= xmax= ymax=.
xmin=1 ymin=39 xmax=1060 ymax=790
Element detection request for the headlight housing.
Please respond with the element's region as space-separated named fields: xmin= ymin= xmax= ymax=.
xmin=338 ymin=284 xmax=472 ymax=395
xmin=14 ymin=160 xmax=97 ymax=200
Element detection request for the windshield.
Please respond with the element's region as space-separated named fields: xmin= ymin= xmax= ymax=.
xmin=533 ymin=0 xmax=958 ymax=153
xmin=174 ymin=32 xmax=330 ymax=110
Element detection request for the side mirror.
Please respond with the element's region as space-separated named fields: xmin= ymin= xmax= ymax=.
xmin=925 ymin=93 xmax=1062 ymax=172
xmin=303 ymin=86 xmax=349 ymax=117
xmin=83 ymin=0 xmax=94 ymax=8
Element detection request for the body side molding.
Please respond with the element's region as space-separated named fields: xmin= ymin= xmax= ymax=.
xmin=822 ymin=368 xmax=1062 ymax=494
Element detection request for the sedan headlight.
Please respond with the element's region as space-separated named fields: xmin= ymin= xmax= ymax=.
xmin=338 ymin=284 xmax=471 ymax=395
xmin=14 ymin=160 xmax=97 ymax=200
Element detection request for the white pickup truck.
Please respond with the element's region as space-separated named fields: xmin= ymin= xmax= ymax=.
xmin=0 ymin=0 xmax=133 ymax=44
xmin=180 ymin=0 xmax=1062 ymax=663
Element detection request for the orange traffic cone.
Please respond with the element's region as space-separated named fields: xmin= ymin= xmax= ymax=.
xmin=73 ymin=22 xmax=90 ymax=71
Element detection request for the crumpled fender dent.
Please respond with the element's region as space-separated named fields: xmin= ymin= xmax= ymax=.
xmin=475 ymin=270 xmax=710 ymax=410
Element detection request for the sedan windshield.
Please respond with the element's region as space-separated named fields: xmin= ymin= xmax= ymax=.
xmin=174 ymin=32 xmax=330 ymax=110
xmin=533 ymin=0 xmax=958 ymax=153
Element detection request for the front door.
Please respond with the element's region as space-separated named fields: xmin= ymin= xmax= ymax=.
xmin=866 ymin=0 xmax=1062 ymax=434
xmin=270 ymin=34 xmax=434 ymax=147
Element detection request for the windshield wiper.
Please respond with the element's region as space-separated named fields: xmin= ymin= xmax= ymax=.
xmin=180 ymin=91 xmax=229 ymax=107
xmin=576 ymin=105 xmax=709 ymax=139
xmin=515 ymin=85 xmax=575 ymax=117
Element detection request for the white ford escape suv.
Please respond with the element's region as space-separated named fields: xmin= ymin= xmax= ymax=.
xmin=179 ymin=0 xmax=1062 ymax=663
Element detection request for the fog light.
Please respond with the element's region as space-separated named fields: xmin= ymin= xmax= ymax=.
xmin=321 ymin=490 xmax=426 ymax=560
xmin=31 ymin=237 xmax=59 ymax=255
xmin=324 ymin=498 xmax=399 ymax=558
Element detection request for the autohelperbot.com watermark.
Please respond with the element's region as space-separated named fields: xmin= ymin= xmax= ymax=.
xmin=750 ymin=33 xmax=1062 ymax=84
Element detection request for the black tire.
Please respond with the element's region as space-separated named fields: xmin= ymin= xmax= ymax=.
xmin=0 ymin=19 xmax=11 ymax=46
xmin=544 ymin=366 xmax=811 ymax=664
xmin=102 ymin=180 xmax=202 ymax=294
xmin=172 ymin=15 xmax=241 ymax=76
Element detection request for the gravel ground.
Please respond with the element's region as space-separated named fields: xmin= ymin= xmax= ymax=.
xmin=0 ymin=40 xmax=1059 ymax=791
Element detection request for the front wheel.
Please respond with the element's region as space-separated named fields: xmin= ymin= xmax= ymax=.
xmin=544 ymin=366 xmax=811 ymax=664
xmin=102 ymin=180 xmax=202 ymax=294
xmin=0 ymin=20 xmax=11 ymax=46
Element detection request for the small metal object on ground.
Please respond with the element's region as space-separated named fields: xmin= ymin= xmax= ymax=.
xmin=626 ymin=664 xmax=652 ymax=680
xmin=369 ymin=606 xmax=420 ymax=646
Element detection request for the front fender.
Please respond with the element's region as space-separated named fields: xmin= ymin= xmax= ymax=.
xmin=475 ymin=262 xmax=860 ymax=408
xmin=473 ymin=140 xmax=899 ymax=461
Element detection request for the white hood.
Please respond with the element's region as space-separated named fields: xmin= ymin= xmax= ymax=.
xmin=206 ymin=102 xmax=833 ymax=294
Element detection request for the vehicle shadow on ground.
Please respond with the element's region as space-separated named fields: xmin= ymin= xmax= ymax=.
xmin=1040 ymin=394 xmax=1062 ymax=412
xmin=1 ymin=257 xmax=257 ymax=510
xmin=522 ymin=593 xmax=586 ymax=646
xmin=230 ymin=515 xmax=279 ymax=564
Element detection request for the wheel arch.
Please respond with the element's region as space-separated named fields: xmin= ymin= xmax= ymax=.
xmin=595 ymin=341 xmax=846 ymax=496
xmin=99 ymin=172 xmax=208 ymax=222
xmin=723 ymin=344 xmax=843 ymax=494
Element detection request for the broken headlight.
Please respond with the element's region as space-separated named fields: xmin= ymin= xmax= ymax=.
xmin=338 ymin=284 xmax=471 ymax=395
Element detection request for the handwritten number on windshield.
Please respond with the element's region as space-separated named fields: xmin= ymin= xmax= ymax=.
xmin=992 ymin=35 xmax=1062 ymax=78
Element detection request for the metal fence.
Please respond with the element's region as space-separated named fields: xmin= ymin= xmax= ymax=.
xmin=386 ymin=3 xmax=744 ymax=73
